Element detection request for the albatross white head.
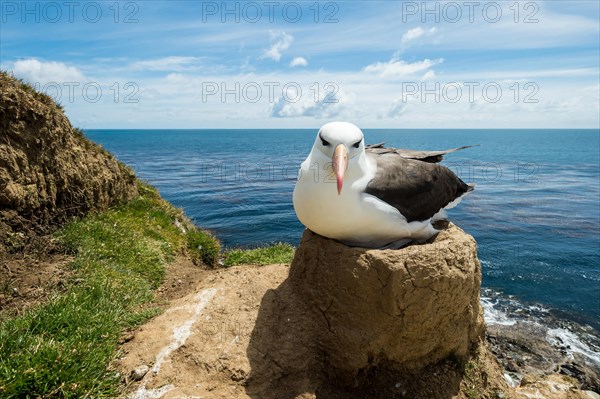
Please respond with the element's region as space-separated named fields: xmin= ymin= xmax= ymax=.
xmin=311 ymin=121 xmax=365 ymax=195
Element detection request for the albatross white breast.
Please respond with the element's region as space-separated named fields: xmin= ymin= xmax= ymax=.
xmin=293 ymin=121 xmax=474 ymax=249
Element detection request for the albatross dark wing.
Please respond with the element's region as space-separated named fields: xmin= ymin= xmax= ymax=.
xmin=366 ymin=143 xmax=477 ymax=163
xmin=364 ymin=153 xmax=472 ymax=222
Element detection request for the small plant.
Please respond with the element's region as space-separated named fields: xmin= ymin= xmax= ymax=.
xmin=71 ymin=127 xmax=85 ymax=138
xmin=3 ymin=231 xmax=25 ymax=252
xmin=187 ymin=229 xmax=221 ymax=267
xmin=137 ymin=180 xmax=160 ymax=198
xmin=223 ymin=243 xmax=295 ymax=267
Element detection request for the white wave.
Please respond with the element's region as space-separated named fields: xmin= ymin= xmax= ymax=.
xmin=547 ymin=328 xmax=600 ymax=367
xmin=527 ymin=304 xmax=549 ymax=313
xmin=503 ymin=372 xmax=520 ymax=388
xmin=481 ymin=296 xmax=516 ymax=326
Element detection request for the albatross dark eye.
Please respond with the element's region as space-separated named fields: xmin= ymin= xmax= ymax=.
xmin=319 ymin=134 xmax=330 ymax=146
xmin=352 ymin=140 xmax=362 ymax=148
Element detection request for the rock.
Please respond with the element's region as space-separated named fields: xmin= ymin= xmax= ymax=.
xmin=119 ymin=332 xmax=135 ymax=344
xmin=514 ymin=374 xmax=595 ymax=399
xmin=130 ymin=365 xmax=149 ymax=381
xmin=507 ymin=360 xmax=520 ymax=372
xmin=487 ymin=321 xmax=600 ymax=392
xmin=287 ymin=222 xmax=485 ymax=382
xmin=583 ymin=391 xmax=600 ymax=399
xmin=560 ymin=362 xmax=600 ymax=392
xmin=520 ymin=374 xmax=537 ymax=386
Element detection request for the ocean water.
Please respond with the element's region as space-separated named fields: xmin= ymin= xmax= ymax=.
xmin=86 ymin=129 xmax=600 ymax=363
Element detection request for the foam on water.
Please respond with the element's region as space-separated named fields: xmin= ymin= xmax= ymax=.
xmin=547 ymin=328 xmax=600 ymax=368
xmin=483 ymin=289 xmax=600 ymax=369
xmin=481 ymin=296 xmax=516 ymax=326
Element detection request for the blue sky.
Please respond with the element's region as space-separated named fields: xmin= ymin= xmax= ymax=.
xmin=1 ymin=0 xmax=598 ymax=128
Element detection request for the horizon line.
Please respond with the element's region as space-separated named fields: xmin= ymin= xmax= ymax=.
xmin=83 ymin=127 xmax=600 ymax=131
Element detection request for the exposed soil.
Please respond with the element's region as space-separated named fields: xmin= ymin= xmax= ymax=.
xmin=156 ymin=254 xmax=209 ymax=303
xmin=0 ymin=250 xmax=73 ymax=317
xmin=116 ymin=263 xmax=287 ymax=399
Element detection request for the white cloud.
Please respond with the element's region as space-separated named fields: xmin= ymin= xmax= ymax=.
xmin=165 ymin=73 xmax=186 ymax=83
xmin=271 ymin=86 xmax=353 ymax=119
xmin=386 ymin=99 xmax=408 ymax=118
xmin=130 ymin=56 xmax=200 ymax=71
xmin=289 ymin=57 xmax=308 ymax=67
xmin=364 ymin=58 xmax=443 ymax=78
xmin=262 ymin=31 xmax=293 ymax=62
xmin=12 ymin=59 xmax=86 ymax=84
xmin=421 ymin=70 xmax=435 ymax=81
xmin=401 ymin=27 xmax=438 ymax=45
xmin=16 ymin=60 xmax=595 ymax=129
xmin=538 ymin=100 xmax=571 ymax=113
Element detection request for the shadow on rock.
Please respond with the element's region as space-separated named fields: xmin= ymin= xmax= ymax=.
xmin=245 ymin=275 xmax=468 ymax=399
xmin=245 ymin=277 xmax=323 ymax=399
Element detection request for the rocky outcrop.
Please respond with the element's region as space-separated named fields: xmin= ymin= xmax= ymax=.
xmin=0 ymin=72 xmax=137 ymax=253
xmin=515 ymin=374 xmax=600 ymax=399
xmin=488 ymin=321 xmax=600 ymax=393
xmin=288 ymin=222 xmax=485 ymax=383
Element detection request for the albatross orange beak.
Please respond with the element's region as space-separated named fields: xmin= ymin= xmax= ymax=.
xmin=332 ymin=144 xmax=348 ymax=195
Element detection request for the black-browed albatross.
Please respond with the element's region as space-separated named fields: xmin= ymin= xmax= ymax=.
xmin=293 ymin=121 xmax=474 ymax=249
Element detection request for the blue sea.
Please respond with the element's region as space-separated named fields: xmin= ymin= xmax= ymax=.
xmin=86 ymin=129 xmax=600 ymax=365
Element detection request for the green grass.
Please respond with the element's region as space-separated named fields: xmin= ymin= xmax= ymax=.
xmin=223 ymin=243 xmax=295 ymax=267
xmin=0 ymin=182 xmax=219 ymax=398
xmin=187 ymin=229 xmax=220 ymax=267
